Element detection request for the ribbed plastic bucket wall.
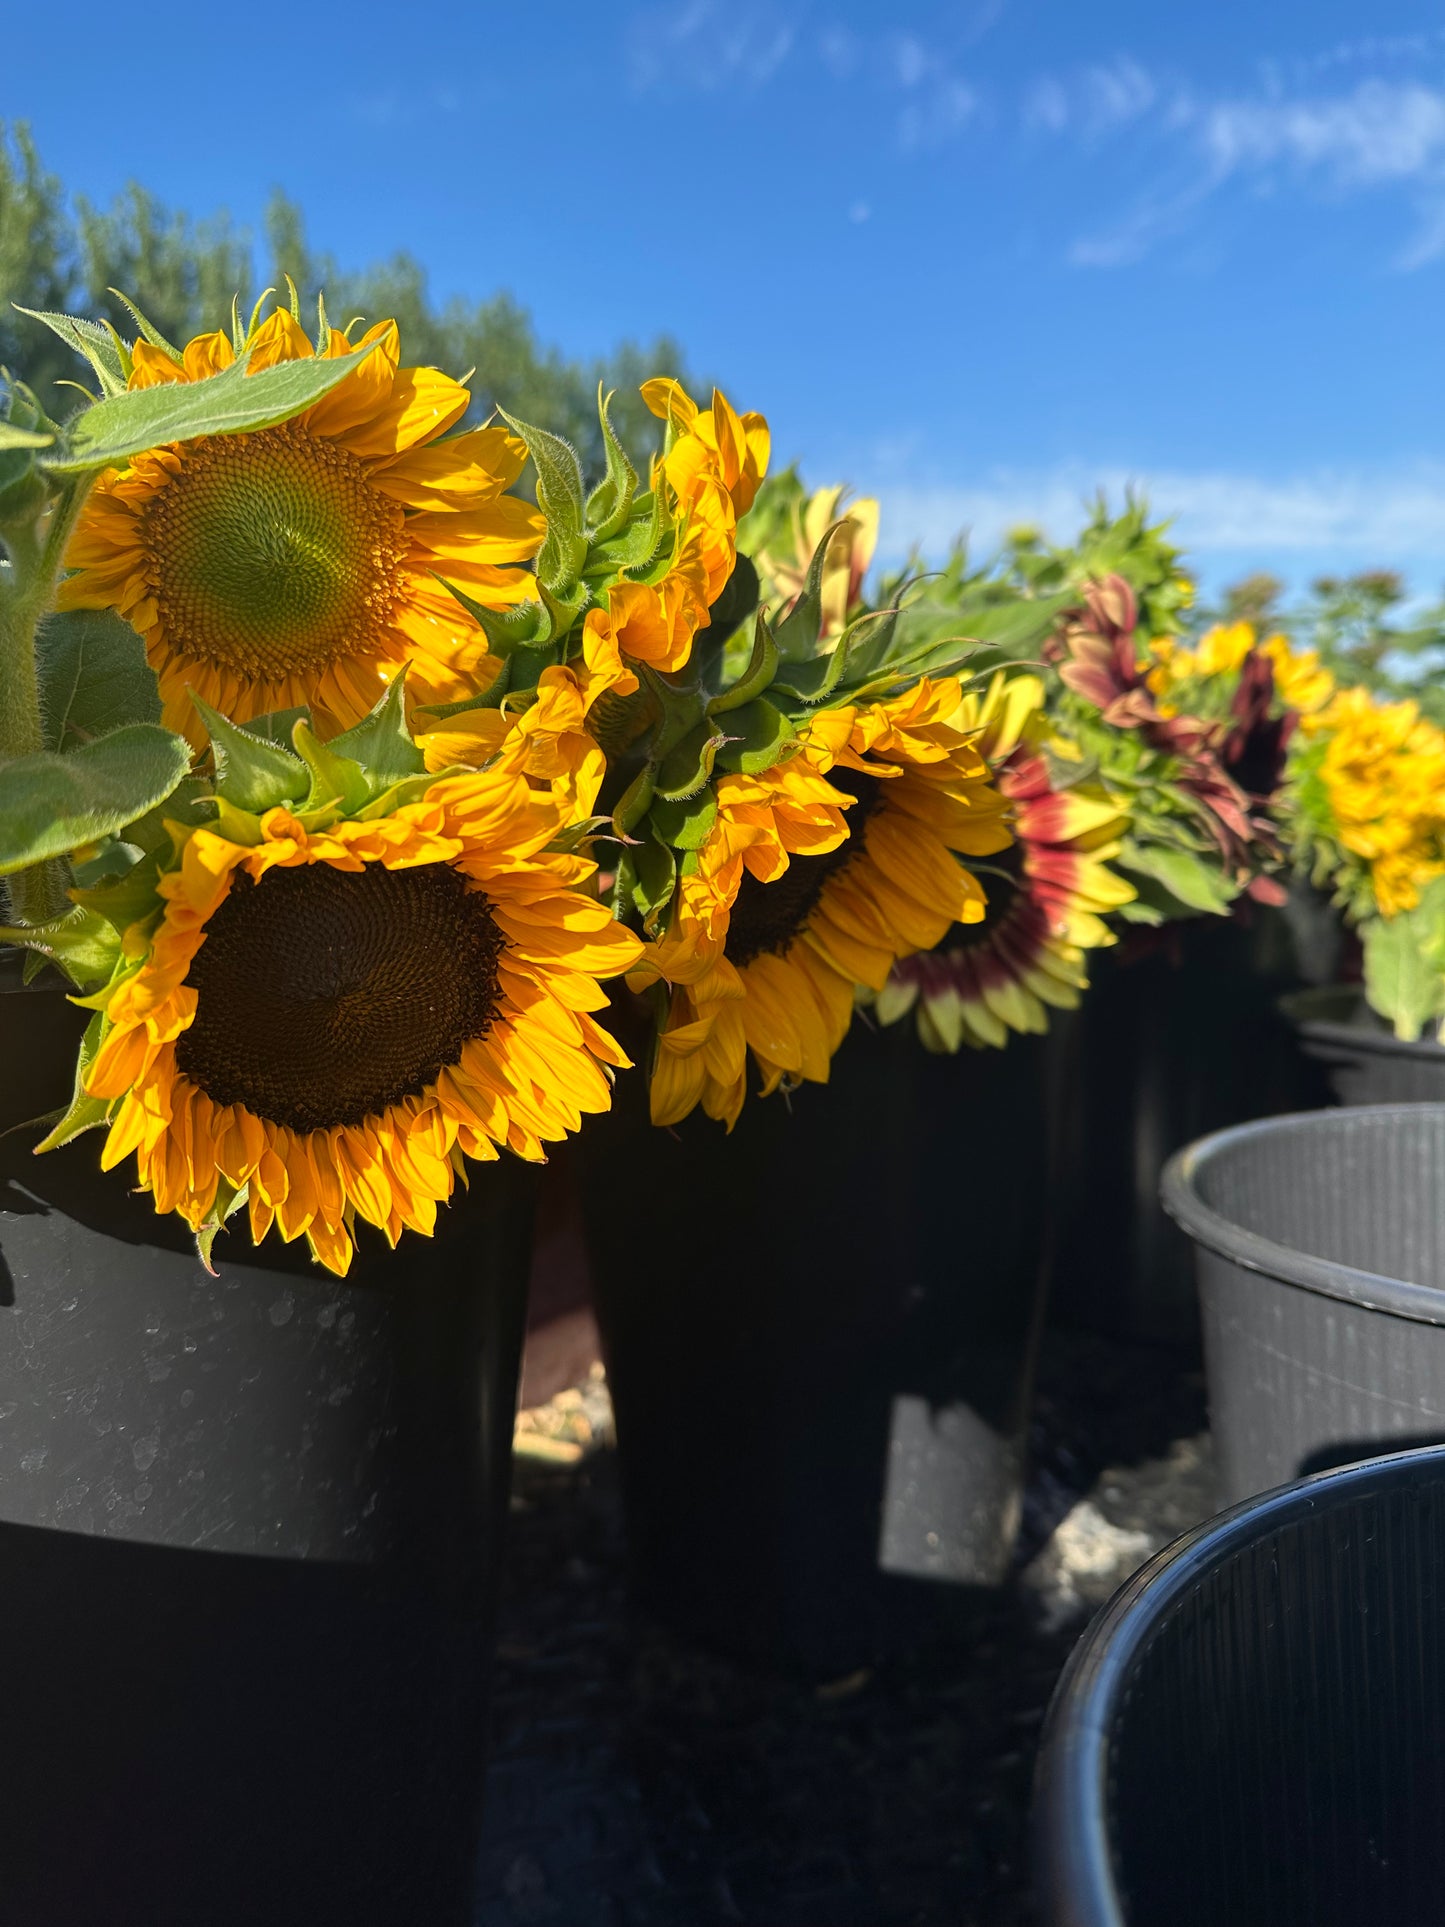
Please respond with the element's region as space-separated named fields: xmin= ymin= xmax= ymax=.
xmin=1035 ymin=1447 xmax=1445 ymax=1927
xmin=1161 ymin=1105 xmax=1445 ymax=1506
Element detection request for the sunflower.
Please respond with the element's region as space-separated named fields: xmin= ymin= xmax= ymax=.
xmin=1294 ymin=685 xmax=1445 ymax=918
xmin=78 ymin=763 xmax=640 ymax=1275
xmin=632 ymin=677 xmax=1010 ymax=1126
xmin=58 ymin=307 xmax=544 ymax=741
xmin=875 ymin=674 xmax=1134 ymax=1051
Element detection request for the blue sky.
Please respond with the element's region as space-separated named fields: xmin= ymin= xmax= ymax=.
xmin=9 ymin=0 xmax=1445 ymax=597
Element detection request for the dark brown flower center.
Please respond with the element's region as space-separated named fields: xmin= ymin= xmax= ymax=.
xmin=726 ymin=766 xmax=881 ymax=968
xmin=175 ymin=860 xmax=504 ymax=1133
xmin=946 ymin=838 xmax=1027 ymax=949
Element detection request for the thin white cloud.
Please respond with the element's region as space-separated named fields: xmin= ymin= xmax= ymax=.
xmin=1025 ymin=56 xmax=1157 ymax=139
xmin=875 ymin=464 xmax=1445 ymax=570
xmin=628 ymin=1 xmax=797 ymax=93
xmin=1201 ymin=81 xmax=1445 ymax=186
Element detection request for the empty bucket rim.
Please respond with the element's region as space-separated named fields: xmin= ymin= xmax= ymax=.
xmin=1280 ymin=986 xmax=1445 ymax=1064
xmin=1033 ymin=1443 xmax=1445 ymax=1927
xmin=1160 ymin=1104 xmax=1445 ymax=1328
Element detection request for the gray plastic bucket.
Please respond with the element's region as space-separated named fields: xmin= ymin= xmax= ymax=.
xmin=1161 ymin=1104 xmax=1445 ymax=1506
xmin=1282 ymin=986 xmax=1445 ymax=1103
xmin=1034 ymin=1445 xmax=1445 ymax=1927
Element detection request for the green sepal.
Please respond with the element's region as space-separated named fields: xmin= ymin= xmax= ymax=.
xmin=650 ymin=788 xmax=718 ymax=851
xmin=195 ymin=1177 xmax=250 ymax=1277
xmin=192 ymin=696 xmax=308 ymax=813
xmin=326 ymin=677 xmax=426 ymax=787
xmin=708 ymin=605 xmax=778 ymax=716
xmin=33 ymin=1010 xmax=113 ymax=1151
xmin=42 ymin=340 xmax=381 ymax=476
xmin=615 ymin=829 xmax=675 ymax=932
xmin=71 ymin=848 xmax=164 ymax=937
xmin=437 ymin=576 xmax=546 ymax=654
xmin=0 ymin=419 xmax=54 ymax=452
xmin=772 ymin=519 xmax=851 ymax=663
xmin=236 ymin=706 xmax=311 ymax=747
xmin=69 ymin=838 xmax=144 ymax=889
xmin=106 ymin=289 xmax=182 ymax=361
xmin=611 ymin=765 xmax=655 ymax=839
xmin=584 ymin=387 xmax=637 ymax=542
xmin=769 ymin=644 xmax=851 ymax=708
xmin=0 ymin=905 xmax=121 ymax=989
xmin=14 ymin=307 xmax=130 ymax=398
xmin=291 ymin=721 xmax=371 ymax=814
xmin=355 ymin=767 xmax=461 ymax=822
xmin=37 ymin=609 xmax=162 ymax=751
xmin=0 ymin=725 xmax=193 ymax=876
xmin=654 ymin=722 xmax=726 ymax=801
xmin=713 ymin=699 xmax=798 ymax=775
xmin=538 ymin=578 xmax=589 ymax=647
xmin=587 ymin=489 xmax=666 ymax=580
xmin=702 ymin=555 xmax=760 ymax=644
xmin=497 ymin=408 xmax=588 ymax=594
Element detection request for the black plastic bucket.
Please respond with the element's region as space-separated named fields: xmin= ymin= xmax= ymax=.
xmin=1035 ymin=1444 xmax=1445 ymax=1927
xmin=1282 ymin=985 xmax=1445 ymax=1103
xmin=1050 ymin=914 xmax=1328 ymax=1345
xmin=1161 ymin=1103 xmax=1445 ymax=1507
xmin=0 ymin=959 xmax=532 ymax=1924
xmin=579 ymin=1015 xmax=1061 ymax=1676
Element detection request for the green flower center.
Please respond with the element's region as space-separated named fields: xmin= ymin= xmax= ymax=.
xmin=175 ymin=860 xmax=503 ymax=1133
xmin=141 ymin=422 xmax=408 ymax=677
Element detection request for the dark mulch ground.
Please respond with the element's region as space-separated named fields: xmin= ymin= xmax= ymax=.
xmin=475 ymin=1330 xmax=1214 ymax=1927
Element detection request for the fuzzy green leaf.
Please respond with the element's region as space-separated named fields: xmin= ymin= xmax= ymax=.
xmin=0 ymin=906 xmax=120 ymax=989
xmin=14 ymin=307 xmax=129 ymax=398
xmin=772 ymin=519 xmax=850 ymax=663
xmin=36 ymin=609 xmax=161 ymax=751
xmin=587 ymin=488 xmax=666 ymax=579
xmin=0 ymin=726 xmax=192 ymax=875
xmin=191 ymin=697 xmax=308 ymax=813
xmin=33 ymin=1010 xmax=113 ymax=1150
xmin=0 ymin=420 xmax=52 ymax=451
xmin=1363 ymin=913 xmax=1445 ymax=1042
xmin=616 ymin=830 xmax=676 ymax=930
xmin=654 ymin=722 xmax=727 ymax=801
xmin=708 ymin=608 xmax=779 ymax=715
xmin=1118 ymin=840 xmax=1236 ymax=917
xmin=71 ymin=849 xmax=164 ymax=936
xmin=42 ymin=341 xmax=379 ymax=475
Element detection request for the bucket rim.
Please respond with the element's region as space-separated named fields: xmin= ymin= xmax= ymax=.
xmin=1159 ymin=1103 xmax=1445 ymax=1327
xmin=1033 ymin=1442 xmax=1445 ymax=1927
xmin=1279 ymin=985 xmax=1445 ymax=1064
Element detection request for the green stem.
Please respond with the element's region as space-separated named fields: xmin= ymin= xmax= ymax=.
xmin=0 ymin=475 xmax=94 ymax=925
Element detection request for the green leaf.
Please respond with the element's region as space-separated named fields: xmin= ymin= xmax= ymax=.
xmin=326 ymin=677 xmax=426 ymax=787
xmin=703 ymin=554 xmax=760 ymax=643
xmin=498 ymin=408 xmax=587 ymax=594
xmin=584 ymin=387 xmax=637 ymax=542
xmin=610 ymin=765 xmax=655 ymax=838
xmin=291 ymin=720 xmax=370 ymax=813
xmin=437 ymin=575 xmax=546 ymax=654
xmin=713 ymin=699 xmax=798 ymax=776
xmin=191 ymin=696 xmax=308 ymax=813
xmin=769 ymin=646 xmax=850 ymax=708
xmin=33 ymin=1010 xmax=113 ymax=1151
xmin=654 ymin=722 xmax=727 ymax=801
xmin=1117 ymin=840 xmax=1236 ymax=917
xmin=71 ymin=849 xmax=164 ymax=936
xmin=0 ymin=906 xmax=120 ymax=989
xmin=238 ymin=706 xmax=311 ymax=748
xmin=650 ymin=788 xmax=718 ymax=851
xmin=587 ymin=488 xmax=666 ymax=579
xmin=1363 ymin=913 xmax=1445 ymax=1042
xmin=36 ymin=609 xmax=161 ymax=750
xmin=14 ymin=307 xmax=129 ymax=398
xmin=0 ymin=725 xmax=193 ymax=875
xmin=42 ymin=341 xmax=380 ymax=475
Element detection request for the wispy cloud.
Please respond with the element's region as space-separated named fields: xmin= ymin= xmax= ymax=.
xmin=1036 ymin=63 xmax=1445 ymax=271
xmin=875 ymin=463 xmax=1445 ymax=570
xmin=627 ymin=5 xmax=981 ymax=154
xmin=628 ymin=1 xmax=797 ymax=94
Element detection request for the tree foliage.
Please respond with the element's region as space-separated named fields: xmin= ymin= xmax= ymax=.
xmin=0 ymin=122 xmax=692 ymax=478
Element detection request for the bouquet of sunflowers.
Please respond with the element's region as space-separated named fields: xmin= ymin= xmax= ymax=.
xmin=1281 ymin=677 xmax=1445 ymax=1040
xmin=0 ymin=289 xmax=1036 ymax=1276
